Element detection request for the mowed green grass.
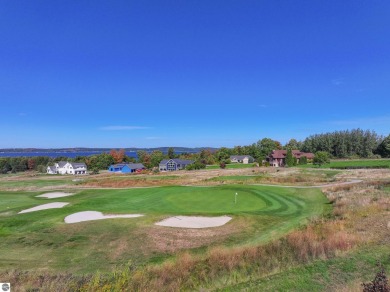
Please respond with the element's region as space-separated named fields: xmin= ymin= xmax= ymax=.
xmin=0 ymin=185 xmax=329 ymax=273
xmin=206 ymin=163 xmax=257 ymax=169
xmin=298 ymin=159 xmax=390 ymax=169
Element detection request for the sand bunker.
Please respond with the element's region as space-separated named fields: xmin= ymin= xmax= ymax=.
xmin=36 ymin=192 xmax=75 ymax=199
xmin=65 ymin=211 xmax=144 ymax=224
xmin=155 ymin=216 xmax=232 ymax=228
xmin=19 ymin=202 xmax=69 ymax=214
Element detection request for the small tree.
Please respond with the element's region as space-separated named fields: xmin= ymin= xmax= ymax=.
xmin=299 ymin=156 xmax=308 ymax=165
xmin=362 ymin=262 xmax=389 ymax=292
xmin=219 ymin=162 xmax=226 ymax=169
xmin=286 ymin=148 xmax=294 ymax=167
xmin=313 ymin=151 xmax=330 ymax=167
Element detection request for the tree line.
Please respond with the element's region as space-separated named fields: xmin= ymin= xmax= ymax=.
xmin=1 ymin=129 xmax=389 ymax=174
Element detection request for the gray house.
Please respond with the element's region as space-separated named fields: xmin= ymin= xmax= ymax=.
xmin=159 ymin=159 xmax=194 ymax=171
xmin=230 ymin=155 xmax=255 ymax=164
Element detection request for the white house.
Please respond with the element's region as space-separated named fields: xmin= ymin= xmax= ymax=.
xmin=230 ymin=155 xmax=254 ymax=164
xmin=47 ymin=161 xmax=87 ymax=175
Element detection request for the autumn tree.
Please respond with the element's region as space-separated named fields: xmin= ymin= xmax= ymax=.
xmin=27 ymin=158 xmax=35 ymax=170
xmin=137 ymin=150 xmax=152 ymax=169
xmin=110 ymin=149 xmax=125 ymax=163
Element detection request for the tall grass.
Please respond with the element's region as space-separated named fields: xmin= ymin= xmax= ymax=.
xmin=4 ymin=219 xmax=358 ymax=291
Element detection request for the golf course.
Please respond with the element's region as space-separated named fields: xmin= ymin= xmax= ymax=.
xmin=0 ymin=183 xmax=328 ymax=273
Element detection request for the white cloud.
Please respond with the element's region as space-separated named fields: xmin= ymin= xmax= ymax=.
xmin=99 ymin=126 xmax=151 ymax=131
xmin=331 ymin=78 xmax=344 ymax=86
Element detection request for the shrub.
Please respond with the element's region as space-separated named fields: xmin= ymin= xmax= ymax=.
xmin=362 ymin=262 xmax=390 ymax=292
xmin=219 ymin=162 xmax=226 ymax=169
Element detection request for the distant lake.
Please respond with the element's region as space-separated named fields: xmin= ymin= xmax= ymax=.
xmin=0 ymin=151 xmax=138 ymax=158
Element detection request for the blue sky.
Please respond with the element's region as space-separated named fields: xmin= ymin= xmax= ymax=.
xmin=1 ymin=1 xmax=389 ymax=148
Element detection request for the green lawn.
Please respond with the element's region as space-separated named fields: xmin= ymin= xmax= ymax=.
xmin=298 ymin=159 xmax=390 ymax=169
xmin=206 ymin=163 xmax=257 ymax=169
xmin=0 ymin=185 xmax=328 ymax=273
xmin=0 ymin=178 xmax=75 ymax=188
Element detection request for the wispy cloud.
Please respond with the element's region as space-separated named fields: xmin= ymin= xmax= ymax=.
xmin=100 ymin=125 xmax=151 ymax=131
xmin=331 ymin=78 xmax=344 ymax=86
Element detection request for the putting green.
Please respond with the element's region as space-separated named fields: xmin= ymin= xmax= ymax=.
xmin=165 ymin=187 xmax=267 ymax=213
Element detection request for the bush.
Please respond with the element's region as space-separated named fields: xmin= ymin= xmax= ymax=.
xmin=219 ymin=162 xmax=226 ymax=169
xmin=362 ymin=262 xmax=389 ymax=292
xmin=186 ymin=161 xmax=206 ymax=170
xmin=91 ymin=167 xmax=99 ymax=174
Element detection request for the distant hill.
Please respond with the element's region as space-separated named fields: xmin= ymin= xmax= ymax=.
xmin=0 ymin=147 xmax=218 ymax=153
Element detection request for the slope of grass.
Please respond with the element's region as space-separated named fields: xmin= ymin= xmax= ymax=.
xmin=221 ymin=244 xmax=390 ymax=291
xmin=0 ymin=185 xmax=328 ymax=273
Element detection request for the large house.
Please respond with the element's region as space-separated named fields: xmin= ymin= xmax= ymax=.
xmin=267 ymin=150 xmax=314 ymax=167
xmin=108 ymin=163 xmax=145 ymax=173
xmin=47 ymin=161 xmax=88 ymax=175
xmin=230 ymin=155 xmax=255 ymax=164
xmin=159 ymin=159 xmax=194 ymax=171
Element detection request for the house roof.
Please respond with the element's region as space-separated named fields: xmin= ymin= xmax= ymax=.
xmin=230 ymin=155 xmax=254 ymax=160
xmin=159 ymin=159 xmax=194 ymax=165
xmin=56 ymin=161 xmax=67 ymax=168
xmin=70 ymin=162 xmax=87 ymax=168
xmin=269 ymin=150 xmax=314 ymax=159
xmin=126 ymin=163 xmax=145 ymax=169
xmin=110 ymin=163 xmax=145 ymax=169
xmin=47 ymin=166 xmax=56 ymax=171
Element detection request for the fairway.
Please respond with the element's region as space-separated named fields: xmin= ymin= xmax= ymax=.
xmin=0 ymin=185 xmax=329 ymax=273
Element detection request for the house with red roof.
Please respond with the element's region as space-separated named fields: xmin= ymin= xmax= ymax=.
xmin=267 ymin=150 xmax=314 ymax=167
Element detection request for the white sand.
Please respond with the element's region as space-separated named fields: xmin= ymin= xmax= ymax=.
xmin=64 ymin=211 xmax=144 ymax=224
xmin=19 ymin=202 xmax=69 ymax=214
xmin=155 ymin=215 xmax=232 ymax=228
xmin=36 ymin=192 xmax=75 ymax=199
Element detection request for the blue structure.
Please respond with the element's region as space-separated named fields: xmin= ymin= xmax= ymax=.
xmin=108 ymin=163 xmax=145 ymax=173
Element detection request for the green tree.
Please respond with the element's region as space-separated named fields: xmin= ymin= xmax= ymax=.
xmin=376 ymin=134 xmax=390 ymax=158
xmin=150 ymin=150 xmax=164 ymax=167
xmin=216 ymin=147 xmax=231 ymax=162
xmin=256 ymin=138 xmax=282 ymax=161
xmin=313 ymin=151 xmax=330 ymax=167
xmin=167 ymin=147 xmax=175 ymax=159
xmin=286 ymin=148 xmax=294 ymax=167
xmin=299 ymin=156 xmax=308 ymax=165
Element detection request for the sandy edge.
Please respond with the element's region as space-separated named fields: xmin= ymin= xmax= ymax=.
xmin=36 ymin=192 xmax=75 ymax=199
xmin=155 ymin=215 xmax=232 ymax=228
xmin=65 ymin=211 xmax=144 ymax=224
xmin=19 ymin=202 xmax=69 ymax=214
